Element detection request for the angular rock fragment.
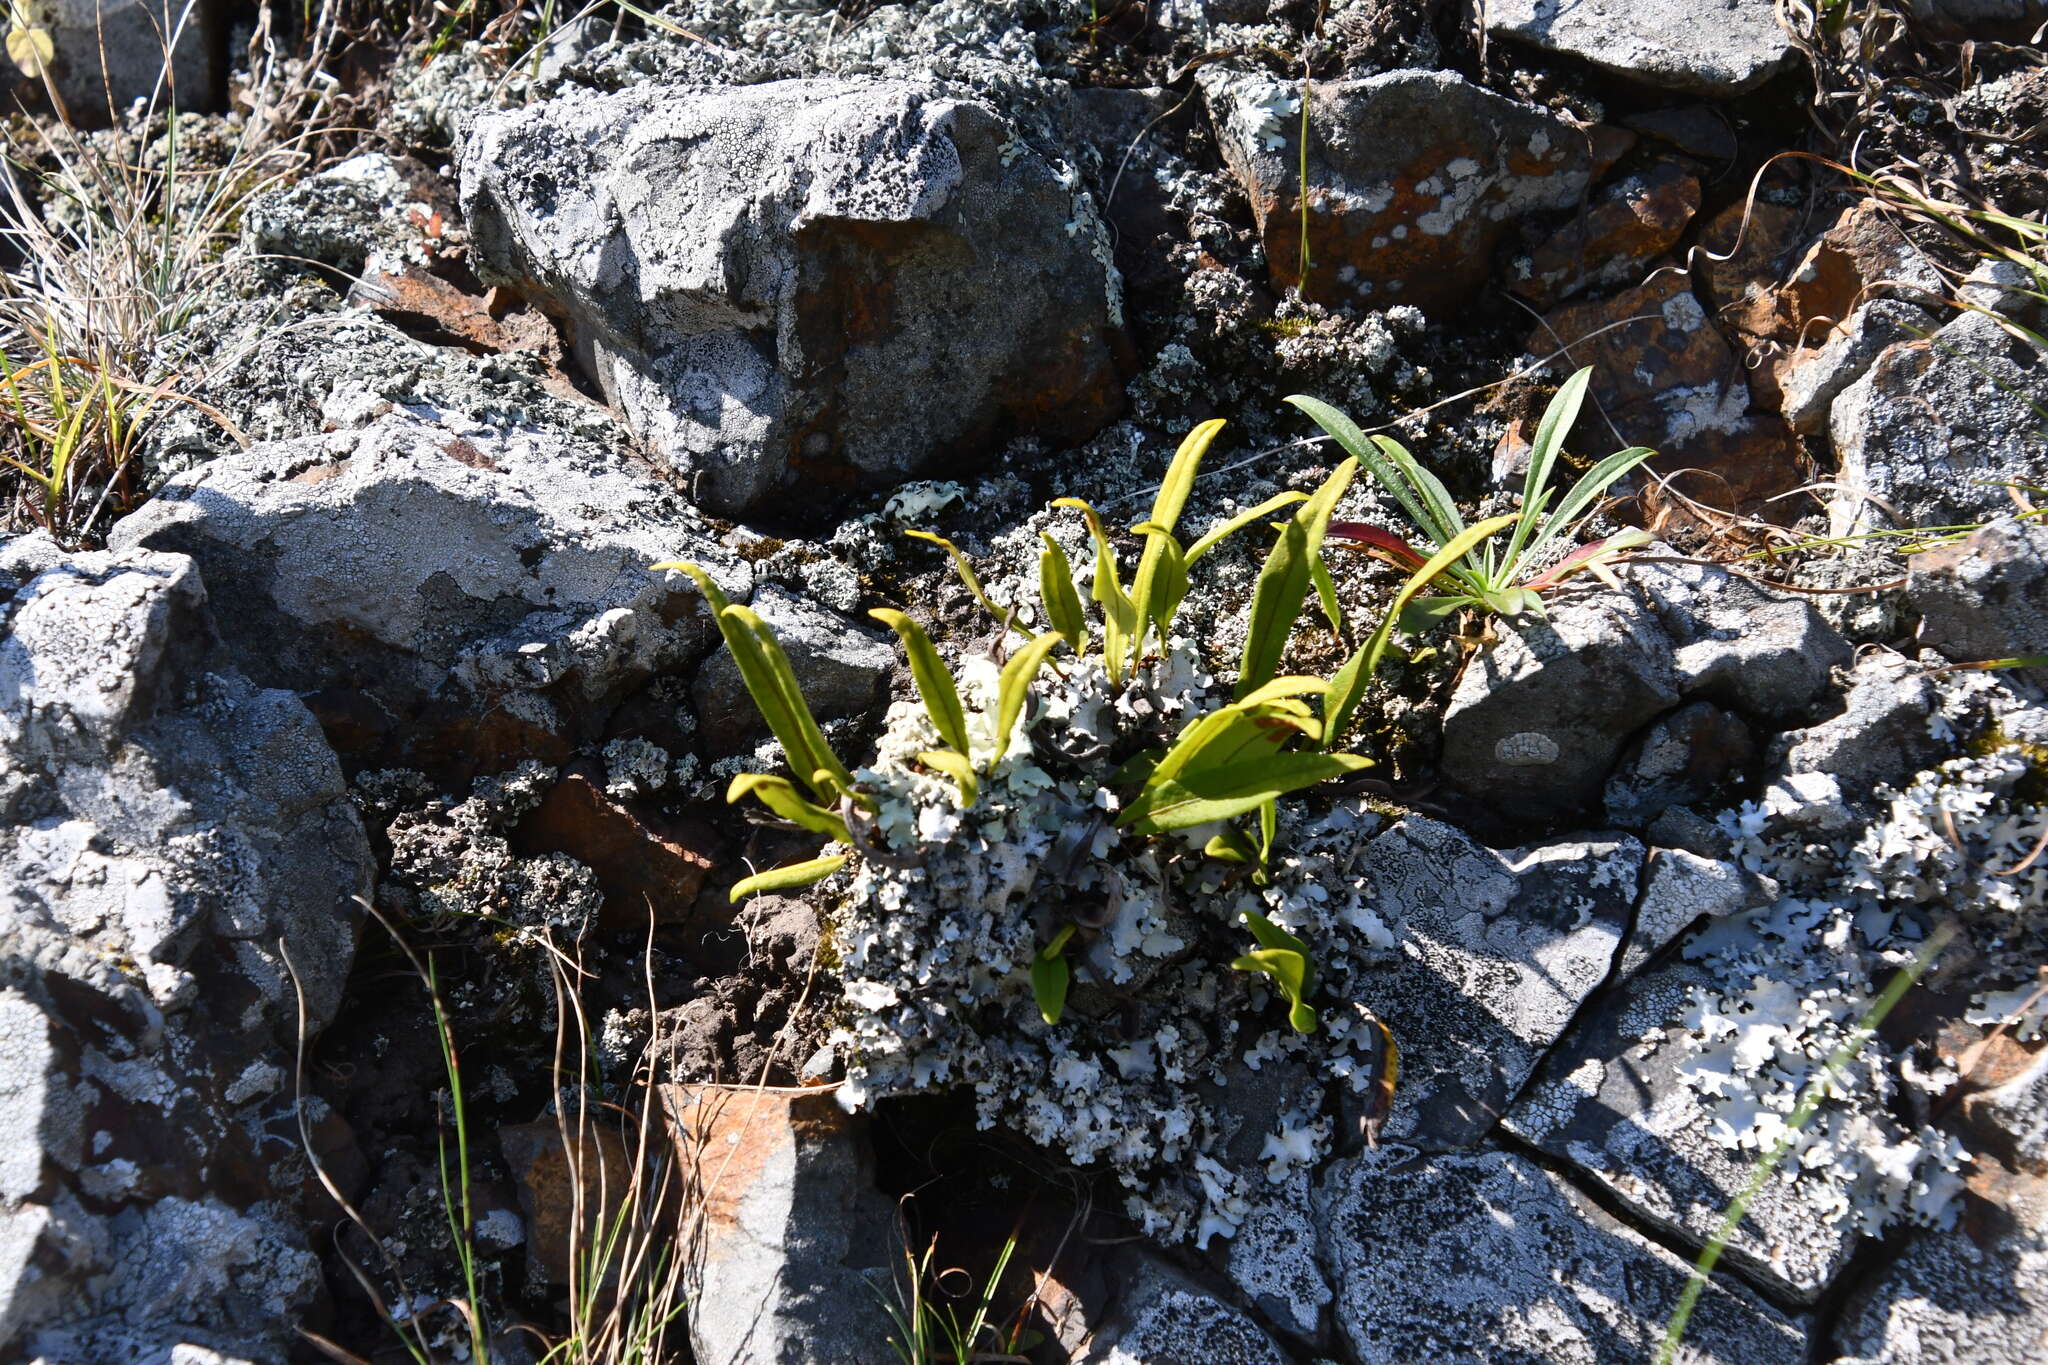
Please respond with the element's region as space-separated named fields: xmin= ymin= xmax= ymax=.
xmin=663 ymin=1086 xmax=896 ymax=1365
xmin=1202 ymin=66 xmax=1592 ymax=314
xmin=109 ymin=410 xmax=749 ymax=782
xmin=1316 ymin=1146 xmax=1808 ymax=1363
xmin=1830 ymin=310 xmax=2048 ymax=534
xmin=1486 ymin=0 xmax=1797 ymax=96
xmin=1605 ymin=701 xmax=1757 ymax=827
xmin=1779 ymin=299 xmax=1935 ymax=435
xmin=1075 ymin=1248 xmax=1295 ymax=1365
xmin=1514 ymin=161 xmax=1700 ymax=308
xmin=1505 ymin=961 xmax=1861 ymax=1300
xmin=1225 ymin=1173 xmax=1329 ymax=1342
xmin=1768 ymin=652 xmax=1944 ymax=795
xmin=1907 ymin=518 xmax=2048 ymax=686
xmin=1831 ymin=1166 xmax=2048 ymax=1365
xmin=1353 ymin=819 xmax=1639 ymax=1147
xmin=462 ymin=79 xmax=1127 ymax=514
xmin=514 ymin=760 xmax=718 ymax=922
xmin=1627 ymin=559 xmax=1853 ymax=724
xmin=0 ymin=539 xmax=371 ymax=1359
xmin=1617 ymin=848 xmax=1774 ymax=979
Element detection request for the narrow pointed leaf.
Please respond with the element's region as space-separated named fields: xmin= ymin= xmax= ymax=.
xmin=1519 ymin=445 xmax=1656 ymax=572
xmin=1130 ymin=521 xmax=1190 ymax=656
xmin=870 ymin=607 xmax=970 ymax=755
xmin=726 ymin=773 xmax=851 ymax=840
xmin=918 ymin=749 xmax=979 ymax=808
xmin=1285 ymin=395 xmax=1442 ymax=547
xmin=1057 ymin=498 xmax=1137 ymax=683
xmin=1230 ymin=947 xmax=1318 ymax=1034
xmin=1311 ymin=553 xmax=1343 ymax=635
xmin=1031 ymin=951 xmax=1070 ymax=1025
xmin=721 ymin=603 xmax=852 ymax=800
xmin=1326 ymin=521 xmax=1429 ymax=571
xmin=992 ymin=631 xmax=1067 ymax=762
xmin=1118 ymin=751 xmax=1372 ymax=832
xmin=729 ymin=855 xmax=849 ymax=902
xmin=1236 ymin=457 xmax=1358 ymax=697
xmin=1185 ymin=491 xmax=1310 ymax=563
xmin=1039 ymin=533 xmax=1088 ymax=653
xmin=905 ymin=528 xmax=1020 ymax=637
xmin=1503 ymin=366 xmax=1592 ymax=572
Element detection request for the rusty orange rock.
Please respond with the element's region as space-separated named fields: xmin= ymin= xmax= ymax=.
xmin=1514 ymin=162 xmax=1700 ymax=308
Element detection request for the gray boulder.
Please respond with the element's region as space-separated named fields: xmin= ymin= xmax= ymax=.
xmin=1316 ymin=1146 xmax=1808 ymax=1363
xmin=1075 ymin=1249 xmax=1295 ymax=1364
xmin=1350 ymin=819 xmax=1640 ymax=1148
xmin=1505 ymin=961 xmax=1860 ymax=1300
xmin=1780 ymin=300 xmax=1936 ymax=436
xmin=1485 ymin=0 xmax=1797 ymax=97
xmin=1201 ymin=66 xmax=1592 ymax=314
xmin=461 ymin=78 xmax=1127 ymax=515
xmin=1907 ymin=518 xmax=2048 ymax=688
xmin=1768 ymin=652 xmax=1945 ymax=795
xmin=664 ymin=1086 xmax=895 ymax=1365
xmin=1617 ymin=848 xmax=1775 ymax=980
xmin=1628 ymin=558 xmax=1853 ymax=724
xmin=0 ymin=539 xmax=371 ymax=1360
xmin=7 ymin=0 xmax=219 ymax=126
xmin=109 ymin=409 xmax=749 ymax=781
xmin=1829 ymin=309 xmax=2048 ymax=535
xmin=694 ymin=585 xmax=894 ymax=753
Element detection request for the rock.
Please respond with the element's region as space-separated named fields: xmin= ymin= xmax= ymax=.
xmin=1075 ymin=1248 xmax=1294 ymax=1364
xmin=1625 ymin=558 xmax=1853 ymax=724
xmin=1224 ymin=1174 xmax=1328 ymax=1342
xmin=462 ymin=78 xmax=1127 ymax=515
xmin=1316 ymin=1146 xmax=1808 ymax=1363
xmin=1201 ymin=66 xmax=1592 ymax=314
xmin=1906 ymin=0 xmax=2048 ymax=39
xmin=1441 ymin=590 xmax=1681 ymax=807
xmin=242 ymin=152 xmax=439 ymax=279
xmin=1352 ymin=819 xmax=1640 ymax=1147
xmin=1767 ymin=200 xmax=1946 ymax=342
xmin=1618 ymin=848 xmax=1775 ymax=979
xmin=1621 ymin=106 xmax=1740 ymax=162
xmin=1907 ymin=518 xmax=2048 ymax=687
xmin=7 ymin=0 xmax=220 ymax=127
xmin=662 ymin=1086 xmax=895 ymax=1365
xmin=1535 ymin=269 xmax=1805 ymax=513
xmin=1513 ymin=161 xmax=1700 ymax=308
xmin=497 ymin=1121 xmax=635 ymax=1287
xmin=1957 ymin=257 xmax=2043 ymax=319
xmin=1485 ymin=0 xmax=1798 ymax=97
xmin=0 ymin=539 xmax=371 ymax=1359
xmin=1768 ymin=652 xmax=1945 ymax=794
xmin=1505 ymin=961 xmax=1860 ymax=1300
xmin=109 ymin=409 xmax=750 ymax=783
xmin=1604 ymin=701 xmax=1757 ymax=827
xmin=513 ymin=761 xmax=718 ymax=924
xmin=1963 ymin=1046 xmax=2048 ymax=1172
xmin=1831 ymin=1166 xmax=2048 ymax=1364
xmin=1830 ymin=309 xmax=2048 ymax=535
xmin=693 ymin=585 xmax=894 ymax=752
xmin=1779 ymin=299 xmax=1936 ymax=435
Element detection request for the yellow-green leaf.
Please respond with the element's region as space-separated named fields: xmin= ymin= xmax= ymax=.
xmin=720 ymin=603 xmax=853 ymax=801
xmin=1039 ymin=533 xmax=1088 ymax=653
xmin=726 ymin=773 xmax=850 ymax=840
xmin=1056 ymin=497 xmax=1136 ymax=683
xmin=870 ymin=607 xmax=970 ymax=756
xmin=7 ymin=26 xmax=52 ymax=79
xmin=1237 ymin=457 xmax=1358 ymax=697
xmin=1185 ymin=491 xmax=1309 ymax=564
xmin=917 ymin=748 xmax=979 ymax=808
xmin=1129 ymin=420 xmax=1223 ymax=651
xmin=1119 ymin=751 xmax=1371 ymax=833
xmin=729 ymin=854 xmax=848 ymax=903
xmin=992 ymin=631 xmax=1066 ymax=763
xmin=1231 ymin=947 xmax=1318 ymax=1034
xmin=905 ymin=528 xmax=1019 ymax=637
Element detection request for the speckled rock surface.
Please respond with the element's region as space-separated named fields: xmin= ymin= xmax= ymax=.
xmin=1353 ymin=819 xmax=1640 ymax=1148
xmin=109 ymin=408 xmax=748 ymax=781
xmin=1076 ymin=1248 xmax=1295 ymax=1364
xmin=1202 ymin=66 xmax=1593 ymax=314
xmin=0 ymin=538 xmax=369 ymax=1360
xmin=1830 ymin=309 xmax=2048 ymax=535
xmin=1907 ymin=518 xmax=2048 ymax=689
xmin=462 ymin=77 xmax=1127 ymax=514
xmin=1767 ymin=652 xmax=1945 ymax=797
xmin=1616 ymin=848 xmax=1774 ymax=980
xmin=1485 ymin=0 xmax=1798 ymax=96
xmin=1316 ymin=1146 xmax=1808 ymax=1363
xmin=6 ymin=0 xmax=220 ymax=127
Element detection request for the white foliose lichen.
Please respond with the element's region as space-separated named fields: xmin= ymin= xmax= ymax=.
xmin=1669 ymin=676 xmax=2047 ymax=1237
xmin=821 ymin=638 xmax=1400 ymax=1244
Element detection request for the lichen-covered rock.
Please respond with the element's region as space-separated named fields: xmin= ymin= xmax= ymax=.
xmin=1224 ymin=1174 xmax=1328 ymax=1341
xmin=1352 ymin=820 xmax=1640 ymax=1148
xmin=1440 ymin=588 xmax=1681 ymax=807
xmin=1201 ymin=66 xmax=1593 ymax=314
xmin=1616 ymin=848 xmax=1774 ymax=979
xmin=1767 ymin=652 xmax=1945 ymax=796
xmin=1604 ymin=701 xmax=1757 ymax=827
xmin=1830 ymin=309 xmax=2048 ymax=535
xmin=461 ymin=77 xmax=1127 ymax=514
xmin=1512 ymin=161 xmax=1700 ymax=308
xmin=1075 ymin=1249 xmax=1295 ymax=1365
xmin=0 ymin=539 xmax=371 ymax=1360
xmin=1316 ymin=1147 xmax=1808 ymax=1363
xmin=109 ymin=409 xmax=749 ymax=782
xmin=662 ymin=1086 xmax=896 ymax=1365
xmin=1485 ymin=0 xmax=1798 ymax=96
xmin=693 ymin=585 xmax=895 ymax=751
xmin=1627 ymin=558 xmax=1853 ymax=724
xmin=1779 ymin=300 xmax=1935 ymax=436
xmin=1907 ymin=518 xmax=2048 ymax=689
xmin=1831 ymin=1166 xmax=2048 ymax=1365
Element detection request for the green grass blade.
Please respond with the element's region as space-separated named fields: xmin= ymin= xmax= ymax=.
xmin=721 ymin=604 xmax=853 ymax=801
xmin=1373 ymin=435 xmax=1466 ymax=549
xmin=1057 ymin=498 xmax=1136 ymax=683
xmin=1236 ymin=457 xmax=1358 ymax=697
xmin=1118 ymin=751 xmax=1371 ymax=832
xmin=1284 ymin=394 xmax=1443 ymax=543
xmin=870 ymin=608 xmax=970 ymax=756
xmin=904 ymin=528 xmax=1021 ymax=638
xmin=726 ymin=773 xmax=851 ymax=840
xmin=729 ymin=855 xmax=849 ymax=902
xmin=1130 ymin=521 xmax=1190 ymax=657
xmin=1031 ymin=950 xmax=1070 ymax=1025
xmin=1504 ymin=367 xmax=1592 ymax=572
xmin=1519 ymin=444 xmax=1655 ymax=572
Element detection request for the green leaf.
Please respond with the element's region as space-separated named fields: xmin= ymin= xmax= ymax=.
xmin=1518 ymin=443 xmax=1657 ymax=574
xmin=1502 ymin=367 xmax=1591 ymax=573
xmin=1311 ymin=553 xmax=1343 ymax=636
xmin=992 ymin=631 xmax=1067 ymax=763
xmin=1119 ymin=751 xmax=1372 ymax=833
xmin=1370 ymin=434 xmax=1467 ymax=553
xmin=721 ymin=603 xmax=853 ymax=802
xmin=1056 ymin=498 xmax=1137 ymax=684
xmin=1236 ymin=457 xmax=1358 ymax=697
xmin=1231 ymin=943 xmax=1318 ymax=1034
xmin=869 ymin=607 xmax=970 ymax=756
xmin=1284 ymin=395 xmax=1442 ymax=550
xmin=1395 ymin=594 xmax=1470 ymax=635
xmin=917 ymin=748 xmax=979 ymax=808
xmin=1031 ymin=950 xmax=1071 ymax=1025
xmin=1257 ymin=797 xmax=1278 ymax=865
xmin=1204 ymin=827 xmax=1259 ymax=863
xmin=904 ymin=529 xmax=1019 ymax=637
xmin=1039 ymin=533 xmax=1088 ymax=653
xmin=726 ymin=773 xmax=851 ymax=840
xmin=1129 ymin=420 xmax=1224 ymax=654
xmin=729 ymin=854 xmax=849 ymax=903
xmin=1130 ymin=520 xmax=1190 ymax=658
xmin=1185 ymin=491 xmax=1310 ymax=564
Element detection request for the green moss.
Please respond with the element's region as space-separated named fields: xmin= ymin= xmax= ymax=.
xmin=1970 ymin=727 xmax=2048 ymax=804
